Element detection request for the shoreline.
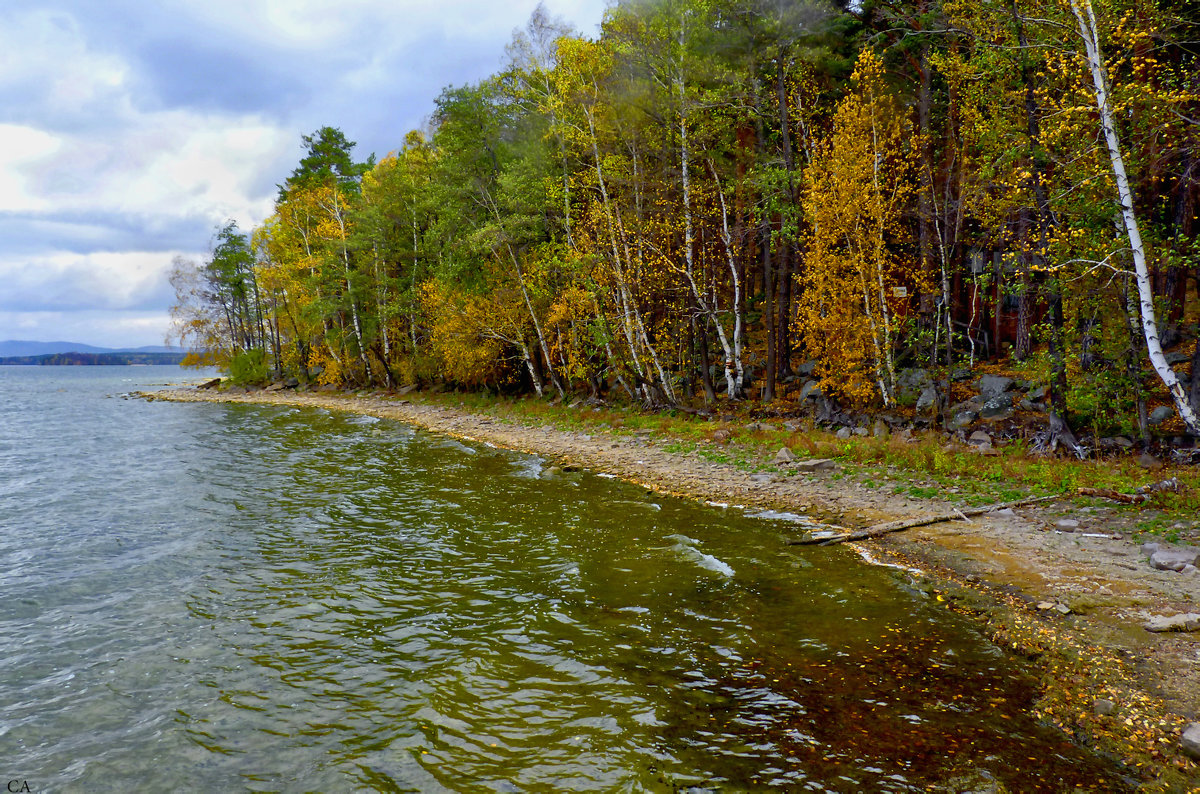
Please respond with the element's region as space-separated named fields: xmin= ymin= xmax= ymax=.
xmin=144 ymin=384 xmax=1200 ymax=786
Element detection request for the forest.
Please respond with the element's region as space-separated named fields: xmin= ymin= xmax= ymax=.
xmin=168 ymin=0 xmax=1200 ymax=447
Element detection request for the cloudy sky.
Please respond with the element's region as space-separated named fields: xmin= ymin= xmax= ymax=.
xmin=0 ymin=0 xmax=609 ymax=348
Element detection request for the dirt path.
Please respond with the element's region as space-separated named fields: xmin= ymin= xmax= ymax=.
xmin=144 ymin=385 xmax=1200 ymax=784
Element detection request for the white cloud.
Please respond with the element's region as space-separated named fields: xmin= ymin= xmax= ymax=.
xmin=0 ymin=0 xmax=610 ymax=347
xmin=0 ymin=125 xmax=62 ymax=211
xmin=0 ymin=250 xmax=191 ymax=311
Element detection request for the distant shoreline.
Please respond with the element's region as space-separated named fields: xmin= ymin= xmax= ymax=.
xmin=0 ymin=352 xmax=185 ymax=366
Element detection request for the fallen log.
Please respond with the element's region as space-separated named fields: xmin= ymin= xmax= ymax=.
xmin=789 ymin=494 xmax=1059 ymax=546
xmin=1077 ymin=487 xmax=1147 ymax=504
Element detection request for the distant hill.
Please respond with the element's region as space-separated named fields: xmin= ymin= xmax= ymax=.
xmin=0 ymin=351 xmax=186 ymax=366
xmin=0 ymin=340 xmax=184 ymax=357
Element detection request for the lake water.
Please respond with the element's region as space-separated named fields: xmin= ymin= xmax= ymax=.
xmin=0 ymin=366 xmax=1126 ymax=791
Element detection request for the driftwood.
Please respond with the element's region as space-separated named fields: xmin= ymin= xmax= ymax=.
xmin=1077 ymin=487 xmax=1147 ymax=504
xmin=789 ymin=494 xmax=1059 ymax=546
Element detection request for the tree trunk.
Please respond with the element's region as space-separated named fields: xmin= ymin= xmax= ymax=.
xmin=1069 ymin=0 xmax=1200 ymax=434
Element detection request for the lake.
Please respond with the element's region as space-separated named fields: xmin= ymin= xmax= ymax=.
xmin=0 ymin=366 xmax=1125 ymax=791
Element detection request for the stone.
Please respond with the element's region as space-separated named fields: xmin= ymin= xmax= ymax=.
xmin=950 ymin=366 xmax=973 ymax=381
xmin=1182 ymin=564 xmax=1199 ymax=577
xmin=1112 ymin=435 xmax=1133 ymax=448
xmin=916 ymin=385 xmax=938 ymax=413
xmin=978 ymin=374 xmax=1014 ymax=397
xmin=396 ymin=383 xmax=419 ymax=396
xmin=872 ymin=420 xmax=889 ymax=438
xmin=797 ymin=359 xmax=818 ymax=377
xmin=265 ymin=381 xmax=285 ymax=392
xmin=1027 ymin=385 xmax=1048 ymax=401
xmin=1148 ymin=406 xmax=1175 ymax=426
xmin=1149 ymin=548 xmax=1199 ymax=572
xmin=1055 ymin=519 xmax=1080 ymax=531
xmin=794 ymin=458 xmax=837 ymax=473
xmin=1165 ymin=351 xmax=1191 ymax=366
xmin=1141 ymin=542 xmax=1163 ymax=556
xmin=836 ymin=427 xmax=852 ymax=440
xmin=896 ymin=368 xmax=933 ymax=405
xmin=799 ymin=380 xmax=822 ymax=401
xmin=712 ymin=429 xmax=731 ymax=443
xmin=968 ymin=430 xmax=992 ymax=447
xmin=1183 ymin=723 xmax=1200 ymax=761
xmin=774 ymin=446 xmax=797 ymax=464
xmin=1093 ymin=699 xmax=1117 ymax=716
xmin=1137 ymin=452 xmax=1163 ymax=470
xmin=979 ymin=394 xmax=1013 ymax=418
xmin=749 ymin=473 xmax=774 ymax=484
xmin=1143 ymin=613 xmax=1200 ymax=633
xmin=746 ymin=422 xmax=777 ymax=433
xmin=853 ymin=427 xmax=868 ymax=437
xmin=950 ymin=410 xmax=978 ymax=430
xmin=197 ymin=377 xmax=221 ymax=390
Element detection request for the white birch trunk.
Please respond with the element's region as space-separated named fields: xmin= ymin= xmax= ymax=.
xmin=1069 ymin=0 xmax=1200 ymax=434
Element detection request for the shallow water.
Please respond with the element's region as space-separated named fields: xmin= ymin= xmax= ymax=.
xmin=0 ymin=366 xmax=1126 ymax=791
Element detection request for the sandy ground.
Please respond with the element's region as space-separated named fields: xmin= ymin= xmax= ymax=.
xmin=144 ymin=385 xmax=1200 ymax=775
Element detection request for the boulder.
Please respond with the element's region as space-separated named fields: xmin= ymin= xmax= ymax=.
xmin=1093 ymin=699 xmax=1117 ymax=716
xmin=896 ymin=368 xmax=933 ymax=405
xmin=836 ymin=427 xmax=852 ymax=440
xmin=794 ymin=458 xmax=837 ymax=473
xmin=197 ymin=378 xmax=221 ymax=390
xmin=968 ymin=430 xmax=992 ymax=447
xmin=1149 ymin=548 xmax=1199 ymax=572
xmin=1137 ymin=452 xmax=1163 ymax=470
xmin=265 ymin=381 xmax=285 ymax=392
xmin=979 ymin=394 xmax=1013 ymax=418
xmin=799 ymin=380 xmax=822 ymax=401
xmin=1183 ymin=723 xmax=1200 ymax=761
xmin=797 ymin=359 xmax=818 ymax=377
xmin=978 ymin=374 xmax=1014 ymax=397
xmin=916 ymin=385 xmax=938 ymax=413
xmin=774 ymin=446 xmax=797 ymax=464
xmin=872 ymin=420 xmax=889 ymax=438
xmin=1143 ymin=613 xmax=1200 ymax=633
xmin=711 ymin=429 xmax=731 ymax=444
xmin=746 ymin=422 xmax=777 ymax=433
xmin=1148 ymin=406 xmax=1175 ymax=426
xmin=1055 ymin=519 xmax=1080 ymax=531
xmin=950 ymin=409 xmax=978 ymax=430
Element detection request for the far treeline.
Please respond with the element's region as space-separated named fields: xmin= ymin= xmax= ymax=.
xmin=170 ymin=0 xmax=1200 ymax=443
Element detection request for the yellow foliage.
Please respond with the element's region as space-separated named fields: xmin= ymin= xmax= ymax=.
xmin=798 ymin=50 xmax=922 ymax=407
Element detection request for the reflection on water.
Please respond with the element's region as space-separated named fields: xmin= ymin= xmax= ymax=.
xmin=0 ymin=367 xmax=1127 ymax=791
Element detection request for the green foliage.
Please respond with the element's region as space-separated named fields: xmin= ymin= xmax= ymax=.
xmin=228 ymin=349 xmax=270 ymax=386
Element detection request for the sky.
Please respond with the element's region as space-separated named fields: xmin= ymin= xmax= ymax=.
xmin=0 ymin=0 xmax=610 ymax=348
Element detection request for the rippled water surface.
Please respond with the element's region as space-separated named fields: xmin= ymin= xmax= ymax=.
xmin=0 ymin=366 xmax=1126 ymax=791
